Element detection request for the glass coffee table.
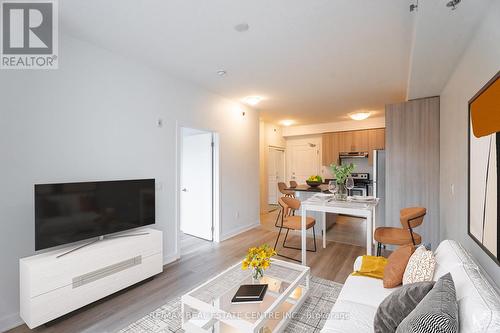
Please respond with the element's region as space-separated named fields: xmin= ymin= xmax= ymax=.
xmin=181 ymin=259 xmax=310 ymax=333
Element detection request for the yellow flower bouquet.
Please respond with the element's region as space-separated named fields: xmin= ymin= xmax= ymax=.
xmin=242 ymin=244 xmax=277 ymax=280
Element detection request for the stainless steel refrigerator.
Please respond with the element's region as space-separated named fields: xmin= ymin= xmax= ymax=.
xmin=373 ymin=149 xmax=385 ymax=229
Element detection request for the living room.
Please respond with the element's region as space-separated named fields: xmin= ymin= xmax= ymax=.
xmin=1 ymin=1 xmax=499 ymax=332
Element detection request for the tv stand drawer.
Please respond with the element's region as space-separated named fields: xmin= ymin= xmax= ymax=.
xmin=19 ymin=228 xmax=163 ymax=328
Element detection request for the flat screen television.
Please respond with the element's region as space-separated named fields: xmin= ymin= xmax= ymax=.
xmin=35 ymin=179 xmax=155 ymax=251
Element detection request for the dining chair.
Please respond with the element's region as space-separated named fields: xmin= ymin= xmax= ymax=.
xmin=374 ymin=207 xmax=426 ymax=256
xmin=273 ymin=196 xmax=317 ymax=262
xmin=289 ymin=180 xmax=298 ymax=188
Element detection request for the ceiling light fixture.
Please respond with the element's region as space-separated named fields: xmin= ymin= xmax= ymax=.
xmin=349 ymin=112 xmax=371 ymax=121
xmin=280 ymin=120 xmax=295 ymax=127
xmin=242 ymin=96 xmax=263 ymax=106
xmin=216 ymin=70 xmax=227 ymax=77
xmin=446 ymin=0 xmax=461 ymax=10
xmin=234 ymin=23 xmax=250 ymax=32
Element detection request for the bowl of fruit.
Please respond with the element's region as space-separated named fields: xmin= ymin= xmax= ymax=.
xmin=306 ymin=175 xmax=323 ymax=187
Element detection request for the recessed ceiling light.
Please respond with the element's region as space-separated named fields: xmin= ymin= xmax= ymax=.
xmin=280 ymin=120 xmax=295 ymax=127
xmin=349 ymin=112 xmax=371 ymax=121
xmin=234 ymin=23 xmax=249 ymax=32
xmin=242 ymin=95 xmax=263 ymax=106
xmin=216 ymin=70 xmax=227 ymax=77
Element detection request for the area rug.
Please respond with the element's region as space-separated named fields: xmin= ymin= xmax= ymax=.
xmin=119 ymin=276 xmax=342 ymax=333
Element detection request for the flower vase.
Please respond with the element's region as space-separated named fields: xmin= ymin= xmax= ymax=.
xmin=252 ymin=267 xmax=264 ymax=282
xmin=335 ymin=183 xmax=348 ymax=201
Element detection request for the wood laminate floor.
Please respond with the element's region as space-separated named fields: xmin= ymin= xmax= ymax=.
xmin=7 ymin=221 xmax=369 ymax=333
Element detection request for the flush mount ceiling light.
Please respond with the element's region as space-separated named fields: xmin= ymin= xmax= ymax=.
xmin=234 ymin=23 xmax=250 ymax=32
xmin=216 ymin=70 xmax=227 ymax=77
xmin=242 ymin=95 xmax=263 ymax=106
xmin=280 ymin=120 xmax=295 ymax=127
xmin=446 ymin=0 xmax=461 ymax=10
xmin=349 ymin=112 xmax=371 ymax=121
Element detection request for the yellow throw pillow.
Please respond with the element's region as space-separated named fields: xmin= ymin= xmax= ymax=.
xmin=352 ymin=255 xmax=388 ymax=279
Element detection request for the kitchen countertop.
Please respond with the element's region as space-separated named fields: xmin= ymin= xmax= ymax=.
xmin=286 ymin=184 xmax=330 ymax=192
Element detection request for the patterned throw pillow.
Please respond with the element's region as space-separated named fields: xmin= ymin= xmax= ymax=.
xmin=403 ymin=245 xmax=436 ymax=285
xmin=396 ymin=273 xmax=458 ymax=333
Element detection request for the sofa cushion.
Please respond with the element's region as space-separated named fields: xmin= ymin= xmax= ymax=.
xmin=403 ymin=245 xmax=436 ymax=284
xmin=396 ymin=273 xmax=458 ymax=333
xmin=321 ymin=300 xmax=377 ymax=333
xmin=450 ymin=264 xmax=500 ymax=332
xmin=384 ymin=244 xmax=415 ymax=288
xmin=338 ymin=274 xmax=397 ymax=308
xmin=374 ymin=281 xmax=435 ymax=333
xmin=433 ymin=240 xmax=478 ymax=279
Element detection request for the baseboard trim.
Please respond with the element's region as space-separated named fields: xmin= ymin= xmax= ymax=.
xmin=0 ymin=312 xmax=23 ymax=332
xmin=163 ymin=252 xmax=180 ymax=266
xmin=220 ymin=221 xmax=260 ymax=242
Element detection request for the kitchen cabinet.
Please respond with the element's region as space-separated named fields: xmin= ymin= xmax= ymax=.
xmin=368 ymin=128 xmax=385 ymax=150
xmin=321 ymin=128 xmax=385 ymax=166
xmin=352 ymin=130 xmax=369 ymax=152
xmin=322 ymin=132 xmax=341 ymax=166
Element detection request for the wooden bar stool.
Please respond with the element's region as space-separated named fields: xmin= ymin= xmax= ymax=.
xmin=278 ymin=182 xmax=295 ymax=197
xmin=274 ymin=182 xmax=296 ymax=227
xmin=273 ymin=197 xmax=317 ymax=262
xmin=374 ymin=207 xmax=426 ymax=256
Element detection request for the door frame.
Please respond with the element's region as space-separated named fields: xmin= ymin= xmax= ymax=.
xmin=175 ymin=123 xmax=221 ymax=258
xmin=268 ymin=146 xmax=286 ymax=204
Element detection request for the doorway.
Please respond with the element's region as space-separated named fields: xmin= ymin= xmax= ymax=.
xmin=268 ymin=147 xmax=285 ymax=208
xmin=179 ymin=127 xmax=219 ymax=256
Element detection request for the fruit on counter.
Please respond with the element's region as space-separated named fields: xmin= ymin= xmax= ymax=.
xmin=307 ymin=175 xmax=323 ymax=182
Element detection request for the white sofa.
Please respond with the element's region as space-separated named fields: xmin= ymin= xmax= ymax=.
xmin=321 ymin=240 xmax=500 ymax=332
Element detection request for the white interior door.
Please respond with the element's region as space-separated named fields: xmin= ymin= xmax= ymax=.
xmin=181 ymin=130 xmax=213 ymax=240
xmin=290 ymin=143 xmax=320 ymax=184
xmin=268 ymin=148 xmax=285 ymax=204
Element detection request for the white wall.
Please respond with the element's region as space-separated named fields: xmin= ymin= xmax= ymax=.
xmin=440 ymin=1 xmax=500 ymax=285
xmin=0 ymin=34 xmax=259 ymax=330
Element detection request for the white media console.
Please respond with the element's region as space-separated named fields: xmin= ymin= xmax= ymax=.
xmin=20 ymin=228 xmax=163 ymax=328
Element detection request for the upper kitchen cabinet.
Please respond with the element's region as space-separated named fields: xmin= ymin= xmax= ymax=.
xmin=321 ymin=128 xmax=385 ymax=166
xmin=322 ymin=132 xmax=341 ymax=166
xmin=351 ymin=130 xmax=369 ymax=152
xmin=368 ymin=128 xmax=385 ymax=150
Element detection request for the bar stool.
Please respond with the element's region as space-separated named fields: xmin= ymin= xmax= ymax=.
xmin=278 ymin=182 xmax=295 ymax=197
xmin=374 ymin=207 xmax=426 ymax=256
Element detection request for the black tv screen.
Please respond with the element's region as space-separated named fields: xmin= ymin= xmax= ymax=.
xmin=35 ymin=179 xmax=155 ymax=251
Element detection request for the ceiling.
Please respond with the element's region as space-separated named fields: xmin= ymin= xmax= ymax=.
xmin=60 ymin=0 xmax=493 ymax=125
xmin=406 ymin=0 xmax=493 ymax=100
